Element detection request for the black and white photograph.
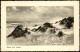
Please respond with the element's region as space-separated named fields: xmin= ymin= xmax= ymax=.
xmin=1 ymin=1 xmax=79 ymax=51
xmin=6 ymin=6 xmax=74 ymax=45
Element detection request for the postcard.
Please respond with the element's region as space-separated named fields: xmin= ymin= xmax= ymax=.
xmin=1 ymin=1 xmax=79 ymax=51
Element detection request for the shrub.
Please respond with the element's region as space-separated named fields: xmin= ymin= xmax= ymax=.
xmin=7 ymin=25 xmax=29 ymax=38
xmin=60 ymin=17 xmax=74 ymax=29
xmin=49 ymin=29 xmax=56 ymax=34
xmin=60 ymin=18 xmax=67 ymax=25
xmin=39 ymin=27 xmax=47 ymax=32
xmin=58 ymin=31 xmax=63 ymax=37
xmin=65 ymin=21 xmax=73 ymax=29
xmin=43 ymin=22 xmax=53 ymax=28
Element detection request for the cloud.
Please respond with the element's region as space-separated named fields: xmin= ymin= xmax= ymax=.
xmin=35 ymin=6 xmax=73 ymax=17
xmin=34 ymin=6 xmax=50 ymax=14
xmin=30 ymin=6 xmax=73 ymax=21
xmin=8 ymin=13 xmax=11 ymax=15
xmin=12 ymin=6 xmax=19 ymax=11
xmin=7 ymin=6 xmax=74 ymax=22
xmin=7 ymin=8 xmax=10 ymax=11
xmin=31 ymin=7 xmax=34 ymax=10
xmin=23 ymin=11 xmax=26 ymax=14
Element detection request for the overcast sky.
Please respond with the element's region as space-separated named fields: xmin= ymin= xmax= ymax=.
xmin=6 ymin=6 xmax=74 ymax=22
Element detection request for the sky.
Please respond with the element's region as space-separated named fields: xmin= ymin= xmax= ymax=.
xmin=6 ymin=6 xmax=74 ymax=22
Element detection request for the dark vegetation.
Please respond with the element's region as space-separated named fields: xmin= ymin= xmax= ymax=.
xmin=36 ymin=26 xmax=47 ymax=32
xmin=32 ymin=22 xmax=53 ymax=33
xmin=7 ymin=16 xmax=74 ymax=38
xmin=7 ymin=25 xmax=30 ymax=38
xmin=33 ymin=25 xmax=38 ymax=27
xmin=60 ymin=16 xmax=74 ymax=29
xmin=55 ymin=21 xmax=58 ymax=24
xmin=43 ymin=22 xmax=53 ymax=28
xmin=58 ymin=31 xmax=63 ymax=37
xmin=49 ymin=28 xmax=56 ymax=34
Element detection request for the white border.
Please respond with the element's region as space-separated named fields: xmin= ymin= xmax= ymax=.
xmin=1 ymin=1 xmax=79 ymax=51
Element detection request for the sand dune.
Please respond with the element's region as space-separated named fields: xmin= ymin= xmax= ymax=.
xmin=6 ymin=17 xmax=74 ymax=45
